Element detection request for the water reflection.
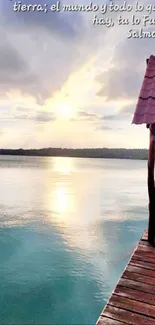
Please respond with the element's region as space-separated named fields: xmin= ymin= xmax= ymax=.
xmin=0 ymin=156 xmax=149 ymax=324
xmin=53 ymin=157 xmax=73 ymax=174
xmin=49 ymin=182 xmax=76 ymax=220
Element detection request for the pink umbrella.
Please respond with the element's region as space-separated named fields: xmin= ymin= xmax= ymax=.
xmin=132 ymin=55 xmax=155 ymax=245
xmin=132 ymin=55 xmax=155 ymax=125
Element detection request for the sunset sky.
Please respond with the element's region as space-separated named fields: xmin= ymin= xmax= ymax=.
xmin=0 ymin=0 xmax=154 ymax=149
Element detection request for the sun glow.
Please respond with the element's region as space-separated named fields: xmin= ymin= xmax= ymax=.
xmin=55 ymin=100 xmax=73 ymax=120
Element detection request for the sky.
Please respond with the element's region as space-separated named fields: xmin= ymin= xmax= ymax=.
xmin=0 ymin=0 xmax=155 ymax=149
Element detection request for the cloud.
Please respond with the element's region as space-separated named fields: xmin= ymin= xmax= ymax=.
xmin=3 ymin=0 xmax=84 ymax=39
xmin=100 ymin=102 xmax=136 ymax=122
xmin=95 ymin=125 xmax=113 ymax=131
xmin=0 ymin=0 xmax=154 ymax=149
xmin=121 ymin=104 xmax=136 ymax=115
xmin=0 ymin=0 xmax=153 ymax=106
xmin=0 ymin=128 xmax=4 ymax=137
xmin=16 ymin=111 xmax=56 ymax=123
xmin=0 ymin=29 xmax=40 ymax=100
xmin=101 ymin=113 xmax=129 ymax=121
xmin=35 ymin=111 xmax=56 ymax=122
xmin=0 ymin=106 xmax=56 ymax=123
xmin=97 ymin=66 xmax=142 ymax=100
xmin=96 ymin=34 xmax=154 ymax=101
xmin=0 ymin=42 xmax=25 ymax=73
xmin=16 ymin=107 xmax=32 ymax=112
xmin=79 ymin=111 xmax=97 ymax=117
xmin=78 ymin=111 xmax=99 ymax=120
xmin=71 ymin=110 xmax=100 ymax=122
xmin=0 ymin=0 xmax=99 ymax=104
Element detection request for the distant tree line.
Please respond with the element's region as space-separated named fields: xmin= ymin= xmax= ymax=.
xmin=0 ymin=148 xmax=148 ymax=159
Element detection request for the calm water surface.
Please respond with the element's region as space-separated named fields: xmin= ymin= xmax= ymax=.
xmin=0 ymin=156 xmax=148 ymax=324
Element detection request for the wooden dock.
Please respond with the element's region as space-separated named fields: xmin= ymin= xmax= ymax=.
xmin=96 ymin=230 xmax=155 ymax=325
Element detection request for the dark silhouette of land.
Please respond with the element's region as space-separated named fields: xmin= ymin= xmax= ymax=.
xmin=0 ymin=148 xmax=148 ymax=159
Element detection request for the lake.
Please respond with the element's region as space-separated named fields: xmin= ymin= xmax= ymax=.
xmin=0 ymin=156 xmax=148 ymax=324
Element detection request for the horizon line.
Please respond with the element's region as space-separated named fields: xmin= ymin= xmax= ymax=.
xmin=0 ymin=147 xmax=148 ymax=150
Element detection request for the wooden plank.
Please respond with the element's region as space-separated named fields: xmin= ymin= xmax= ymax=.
xmin=96 ymin=316 xmax=126 ymax=325
xmin=126 ymin=264 xmax=155 ymax=278
xmin=141 ymin=235 xmax=148 ymax=241
xmin=130 ymin=258 xmax=155 ymax=271
xmin=132 ymin=253 xmax=155 ymax=264
xmin=123 ymin=270 xmax=155 ymax=286
xmin=134 ymin=248 xmax=155 ymax=259
xmin=138 ymin=243 xmax=155 ymax=252
xmin=141 ymin=230 xmax=148 ymax=241
xmin=142 ymin=235 xmax=148 ymax=241
xmin=115 ymin=285 xmax=155 ymax=305
xmin=109 ymin=294 xmax=155 ymax=318
xmin=136 ymin=247 xmax=155 ymax=256
xmin=139 ymin=240 xmax=152 ymax=247
xmin=95 ymin=230 xmax=155 ymax=325
xmin=103 ymin=305 xmax=155 ymax=325
xmin=118 ymin=278 xmax=155 ymax=295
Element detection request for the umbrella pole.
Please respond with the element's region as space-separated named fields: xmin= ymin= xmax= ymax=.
xmin=148 ymin=128 xmax=155 ymax=244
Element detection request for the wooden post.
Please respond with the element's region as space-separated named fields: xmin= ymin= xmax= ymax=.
xmin=147 ymin=58 xmax=155 ymax=244
xmin=148 ymin=128 xmax=155 ymax=244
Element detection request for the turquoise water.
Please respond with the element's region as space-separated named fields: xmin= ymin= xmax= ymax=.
xmin=0 ymin=156 xmax=148 ymax=324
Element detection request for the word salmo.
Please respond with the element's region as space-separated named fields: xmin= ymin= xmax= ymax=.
xmin=128 ymin=28 xmax=155 ymax=38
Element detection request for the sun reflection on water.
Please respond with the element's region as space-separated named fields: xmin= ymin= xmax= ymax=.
xmin=47 ymin=157 xmax=77 ymax=222
xmin=45 ymin=157 xmax=103 ymax=254
xmin=51 ymin=183 xmax=75 ymax=218
xmin=53 ymin=157 xmax=73 ymax=174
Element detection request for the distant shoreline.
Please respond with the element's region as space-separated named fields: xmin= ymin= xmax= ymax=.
xmin=0 ymin=148 xmax=148 ymax=160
